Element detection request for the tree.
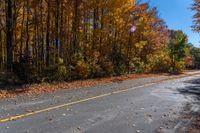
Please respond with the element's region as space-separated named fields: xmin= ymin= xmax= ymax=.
xmin=0 ymin=0 xmax=194 ymax=83
xmin=191 ymin=46 xmax=200 ymax=69
xmin=192 ymin=0 xmax=200 ymax=32
xmin=168 ymin=30 xmax=188 ymax=72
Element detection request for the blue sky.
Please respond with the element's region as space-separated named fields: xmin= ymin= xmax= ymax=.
xmin=147 ymin=0 xmax=200 ymax=47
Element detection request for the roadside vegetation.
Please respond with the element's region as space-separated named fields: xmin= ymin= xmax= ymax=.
xmin=0 ymin=0 xmax=200 ymax=85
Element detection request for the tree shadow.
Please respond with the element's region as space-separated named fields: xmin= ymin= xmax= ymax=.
xmin=162 ymin=71 xmax=183 ymax=76
xmin=175 ymin=78 xmax=200 ymax=131
xmin=178 ymin=78 xmax=200 ymax=101
xmin=0 ymin=78 xmax=28 ymax=93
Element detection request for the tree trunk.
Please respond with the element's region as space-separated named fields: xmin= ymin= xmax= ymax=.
xmin=0 ymin=30 xmax=2 ymax=70
xmin=25 ymin=0 xmax=30 ymax=62
xmin=5 ymin=0 xmax=13 ymax=72
xmin=59 ymin=1 xmax=64 ymax=58
xmin=40 ymin=0 xmax=44 ymax=64
xmin=55 ymin=0 xmax=60 ymax=63
xmin=93 ymin=6 xmax=98 ymax=49
xmin=33 ymin=6 xmax=38 ymax=68
xmin=99 ymin=8 xmax=104 ymax=53
xmin=71 ymin=0 xmax=80 ymax=53
xmin=46 ymin=1 xmax=50 ymax=67
xmin=20 ymin=3 xmax=25 ymax=61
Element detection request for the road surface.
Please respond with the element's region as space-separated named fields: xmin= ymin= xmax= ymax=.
xmin=0 ymin=72 xmax=200 ymax=133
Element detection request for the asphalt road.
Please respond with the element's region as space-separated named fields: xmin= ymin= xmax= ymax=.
xmin=0 ymin=72 xmax=200 ymax=133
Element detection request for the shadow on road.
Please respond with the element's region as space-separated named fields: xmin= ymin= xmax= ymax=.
xmin=178 ymin=79 xmax=200 ymax=100
xmin=176 ymin=78 xmax=200 ymax=132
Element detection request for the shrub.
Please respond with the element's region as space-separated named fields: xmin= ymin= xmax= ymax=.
xmin=135 ymin=62 xmax=145 ymax=73
xmin=169 ymin=61 xmax=185 ymax=73
xmin=129 ymin=57 xmax=145 ymax=73
xmin=100 ymin=59 xmax=114 ymax=76
xmin=90 ymin=64 xmax=103 ymax=77
xmin=70 ymin=52 xmax=91 ymax=79
xmin=147 ymin=52 xmax=171 ymax=73
xmin=0 ymin=72 xmax=20 ymax=85
xmin=42 ymin=58 xmax=67 ymax=82
xmin=114 ymin=64 xmax=126 ymax=76
xmin=12 ymin=59 xmax=38 ymax=83
xmin=74 ymin=60 xmax=90 ymax=79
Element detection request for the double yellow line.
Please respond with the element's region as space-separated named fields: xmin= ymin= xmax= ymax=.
xmin=0 ymin=73 xmax=199 ymax=123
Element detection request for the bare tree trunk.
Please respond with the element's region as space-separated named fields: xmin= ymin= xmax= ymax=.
xmin=13 ymin=1 xmax=17 ymax=62
xmin=55 ymin=0 xmax=60 ymax=63
xmin=93 ymin=5 xmax=99 ymax=49
xmin=46 ymin=1 xmax=50 ymax=67
xmin=127 ymin=32 xmax=132 ymax=73
xmin=25 ymin=0 xmax=30 ymax=62
xmin=0 ymin=30 xmax=2 ymax=70
xmin=40 ymin=0 xmax=44 ymax=64
xmin=59 ymin=1 xmax=64 ymax=58
xmin=5 ymin=0 xmax=13 ymax=72
xmin=20 ymin=2 xmax=25 ymax=61
xmin=99 ymin=8 xmax=104 ymax=53
xmin=33 ymin=6 xmax=38 ymax=68
xmin=71 ymin=0 xmax=80 ymax=54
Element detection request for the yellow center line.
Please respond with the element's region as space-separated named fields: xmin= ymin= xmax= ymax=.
xmin=0 ymin=73 xmax=199 ymax=123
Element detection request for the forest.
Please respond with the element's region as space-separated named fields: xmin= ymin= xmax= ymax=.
xmin=0 ymin=0 xmax=200 ymax=84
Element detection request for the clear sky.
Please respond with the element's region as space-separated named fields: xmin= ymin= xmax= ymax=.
xmin=147 ymin=0 xmax=200 ymax=47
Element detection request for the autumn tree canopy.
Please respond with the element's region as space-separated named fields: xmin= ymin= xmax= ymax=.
xmin=192 ymin=0 xmax=200 ymax=32
xmin=0 ymin=0 xmax=195 ymax=83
